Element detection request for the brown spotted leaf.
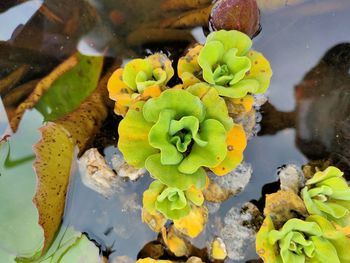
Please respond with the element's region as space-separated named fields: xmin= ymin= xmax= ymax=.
xmin=33 ymin=122 xmax=74 ymax=254
xmin=32 ymin=68 xmax=112 ymax=253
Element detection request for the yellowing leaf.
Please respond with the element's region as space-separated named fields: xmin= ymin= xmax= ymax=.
xmin=211 ymin=238 xmax=227 ymax=260
xmin=161 ymin=226 xmax=190 ymax=257
xmin=142 ymin=209 xmax=167 ymax=233
xmin=211 ymin=124 xmax=247 ymax=176
xmin=33 ymin=70 xmax=111 ymax=253
xmin=173 ymin=205 xmax=208 ymax=238
xmin=33 ymin=122 xmax=74 ymax=253
xmin=256 ymin=216 xmax=281 ymax=263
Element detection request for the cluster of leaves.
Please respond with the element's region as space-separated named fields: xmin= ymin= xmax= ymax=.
xmin=256 ymin=166 xmax=350 ymax=263
xmin=107 ymin=29 xmax=272 ymax=237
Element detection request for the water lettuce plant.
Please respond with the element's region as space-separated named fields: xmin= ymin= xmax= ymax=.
xmin=108 ymin=53 xmax=174 ymax=116
xmin=143 ymin=180 xmax=204 ymax=220
xmin=301 ymin=166 xmax=350 ymax=227
xmin=118 ymin=84 xmax=247 ymax=191
xmin=178 ymin=30 xmax=272 ymax=98
xmin=256 ymin=215 xmax=350 ymax=263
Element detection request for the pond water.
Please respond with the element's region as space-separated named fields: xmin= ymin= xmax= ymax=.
xmin=1 ymin=0 xmax=350 ymax=262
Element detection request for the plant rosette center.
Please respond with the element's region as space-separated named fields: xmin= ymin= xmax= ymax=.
xmin=301 ymin=166 xmax=350 ymax=227
xmin=118 ymin=84 xmax=247 ymax=190
xmin=177 ymin=30 xmax=272 ymax=99
xmin=107 ymin=53 xmax=174 ymax=116
xmin=256 ymin=215 xmax=350 ymax=263
xmin=143 ymin=180 xmax=204 ymax=220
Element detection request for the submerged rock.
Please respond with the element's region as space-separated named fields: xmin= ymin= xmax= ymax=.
xmin=111 ymin=151 xmax=147 ymax=181
xmin=220 ymin=203 xmax=262 ymax=261
xmin=78 ymin=148 xmax=123 ymax=197
xmin=204 ymin=162 xmax=252 ymax=202
xmin=278 ymin=164 xmax=304 ymax=194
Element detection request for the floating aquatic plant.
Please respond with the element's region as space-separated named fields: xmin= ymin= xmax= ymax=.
xmin=143 ymin=180 xmax=204 ymax=220
xmin=256 ymin=215 xmax=350 ymax=263
xmin=109 ymin=29 xmax=271 ymax=240
xmin=108 ymin=53 xmax=174 ymax=116
xmin=301 ymin=166 xmax=350 ymax=227
xmin=178 ymin=30 xmax=272 ymax=98
xmin=118 ymin=85 xmax=247 ymax=190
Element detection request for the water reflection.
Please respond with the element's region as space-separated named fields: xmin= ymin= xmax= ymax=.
xmin=0 ymin=0 xmax=43 ymax=41
xmin=0 ymin=0 xmax=350 ymax=262
xmin=260 ymin=43 xmax=350 ymax=174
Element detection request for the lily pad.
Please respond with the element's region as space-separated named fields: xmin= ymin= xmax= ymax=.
xmin=0 ymin=110 xmax=44 ymax=259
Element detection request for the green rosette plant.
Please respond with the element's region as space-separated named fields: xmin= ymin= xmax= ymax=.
xmin=108 ymin=53 xmax=174 ymax=116
xmin=256 ymin=215 xmax=350 ymax=263
xmin=118 ymin=84 xmax=246 ymax=190
xmin=143 ymin=180 xmax=204 ymax=220
xmin=178 ymin=30 xmax=272 ymax=98
xmin=301 ymin=166 xmax=350 ymax=227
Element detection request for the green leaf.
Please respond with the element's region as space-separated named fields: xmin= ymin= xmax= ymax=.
xmin=178 ymin=119 xmax=227 ymax=174
xmin=198 ymin=41 xmax=225 ymax=85
xmin=307 ymin=215 xmax=350 ymax=262
xmin=206 ymin=30 xmax=252 ymax=55
xmin=148 ymin=109 xmax=183 ymax=165
xmin=224 ymin=48 xmax=251 ymax=85
xmin=187 ymin=83 xmax=233 ymax=131
xmin=0 ymin=250 xmax=16 ymax=263
xmin=123 ymin=59 xmax=153 ymax=91
xmin=0 ymin=110 xmax=44 ymax=259
xmin=301 ymin=166 xmax=350 ymax=226
xmin=17 ymin=226 xmax=102 ymax=263
xmin=35 ymin=53 xmax=103 ymax=121
xmin=145 ymin=154 xmax=206 ymax=190
xmin=118 ymin=101 xmax=159 ymax=168
xmin=308 ymin=236 xmax=340 ymax=263
xmin=143 ymin=180 xmax=166 ymax=215
xmin=214 ymin=79 xmax=260 ymax=98
xmin=143 ymin=89 xmax=205 ymax=123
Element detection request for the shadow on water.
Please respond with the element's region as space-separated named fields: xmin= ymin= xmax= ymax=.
xmin=1 ymin=0 xmax=350 ymax=262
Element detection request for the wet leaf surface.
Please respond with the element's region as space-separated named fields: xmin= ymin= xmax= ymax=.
xmin=35 ymin=53 xmax=103 ymax=121
xmin=33 ymin=122 xmax=74 ymax=253
xmin=0 ymin=110 xmax=43 ymax=259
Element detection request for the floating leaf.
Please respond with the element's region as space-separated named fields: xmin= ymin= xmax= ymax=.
xmin=0 ymin=110 xmax=44 ymax=259
xmin=173 ymin=205 xmax=208 ymax=238
xmin=33 ymin=122 xmax=74 ymax=253
xmin=16 ymin=226 xmax=103 ymax=263
xmin=35 ymin=53 xmax=103 ymax=121
xmin=33 ymin=71 xmax=111 ymax=251
xmin=161 ymin=226 xmax=190 ymax=257
xmin=142 ymin=209 xmax=167 ymax=233
xmin=211 ymin=237 xmax=227 ymax=260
